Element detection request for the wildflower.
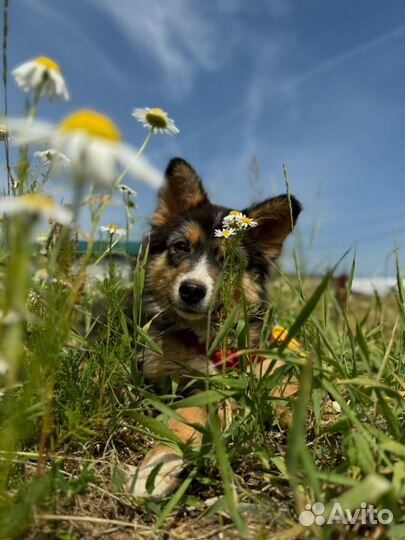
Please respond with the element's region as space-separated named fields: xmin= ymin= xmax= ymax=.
xmin=214 ymin=228 xmax=236 ymax=239
xmin=33 ymin=268 xmax=68 ymax=286
xmin=7 ymin=109 xmax=162 ymax=187
xmin=271 ymin=326 xmax=307 ymax=358
xmin=132 ymin=107 xmax=179 ymax=135
xmin=0 ymin=194 xmax=72 ymax=225
xmin=12 ymin=56 xmax=69 ymax=100
xmin=34 ymin=268 xmax=49 ymax=282
xmin=36 ymin=233 xmax=48 ymax=244
xmin=34 ymin=148 xmax=70 ymax=168
xmin=222 ymin=210 xmax=257 ymax=229
xmin=100 ymin=225 xmax=126 ymax=238
xmin=119 ymin=184 xmax=137 ymax=197
xmin=239 ymin=216 xmax=258 ymax=229
xmin=0 ymin=124 xmax=8 ymax=141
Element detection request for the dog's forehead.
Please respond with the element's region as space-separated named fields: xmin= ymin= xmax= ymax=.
xmin=173 ymin=205 xmax=230 ymax=244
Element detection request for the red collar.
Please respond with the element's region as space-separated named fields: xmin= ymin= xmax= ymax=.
xmin=181 ymin=331 xmax=262 ymax=370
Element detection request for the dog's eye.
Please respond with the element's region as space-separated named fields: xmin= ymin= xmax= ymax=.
xmin=172 ymin=240 xmax=189 ymax=253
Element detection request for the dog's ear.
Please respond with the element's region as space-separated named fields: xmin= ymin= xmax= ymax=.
xmin=152 ymin=158 xmax=209 ymax=226
xmin=243 ymin=195 xmax=302 ymax=260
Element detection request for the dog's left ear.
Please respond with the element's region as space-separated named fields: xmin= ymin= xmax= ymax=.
xmin=243 ymin=195 xmax=302 ymax=260
xmin=152 ymin=158 xmax=209 ymax=226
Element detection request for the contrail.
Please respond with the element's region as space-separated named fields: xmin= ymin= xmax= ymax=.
xmin=185 ymin=25 xmax=405 ymax=142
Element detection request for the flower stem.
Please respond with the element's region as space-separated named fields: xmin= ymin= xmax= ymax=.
xmin=135 ymin=129 xmax=154 ymax=158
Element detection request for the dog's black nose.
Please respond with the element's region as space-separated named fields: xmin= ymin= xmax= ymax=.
xmin=179 ymin=281 xmax=207 ymax=305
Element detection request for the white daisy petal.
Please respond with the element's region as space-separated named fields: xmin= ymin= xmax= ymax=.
xmin=12 ymin=57 xmax=69 ymax=101
xmin=132 ymin=107 xmax=179 ymax=136
xmin=100 ymin=225 xmax=126 ymax=237
xmin=214 ymin=228 xmax=236 ymax=239
xmin=7 ymin=109 xmax=163 ymax=189
xmin=34 ymin=148 xmax=70 ymax=167
xmin=119 ymin=184 xmax=137 ymax=196
xmin=0 ymin=194 xmax=72 ymax=226
xmin=118 ymin=143 xmax=162 ymax=189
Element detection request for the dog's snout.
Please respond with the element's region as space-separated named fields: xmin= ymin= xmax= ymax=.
xmin=179 ymin=281 xmax=207 ymax=305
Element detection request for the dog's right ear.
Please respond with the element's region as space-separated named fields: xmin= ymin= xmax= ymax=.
xmin=152 ymin=158 xmax=209 ymax=226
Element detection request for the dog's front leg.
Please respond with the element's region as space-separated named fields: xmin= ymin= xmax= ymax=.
xmin=127 ymin=406 xmax=207 ymax=499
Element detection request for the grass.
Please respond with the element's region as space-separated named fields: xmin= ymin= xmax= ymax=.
xmin=0 ymin=243 xmax=404 ymax=539
xmin=0 ymin=23 xmax=404 ymax=539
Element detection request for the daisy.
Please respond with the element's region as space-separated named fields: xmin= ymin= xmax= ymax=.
xmin=132 ymin=107 xmax=179 ymax=136
xmin=222 ymin=211 xmax=258 ymax=230
xmin=214 ymin=228 xmax=236 ymax=239
xmin=119 ymin=184 xmax=137 ymax=197
xmin=12 ymin=56 xmax=69 ymax=100
xmin=0 ymin=194 xmax=72 ymax=225
xmin=34 ymin=268 xmax=49 ymax=282
xmin=7 ymin=109 xmax=162 ymax=188
xmin=36 ymin=232 xmax=48 ymax=243
xmin=222 ymin=210 xmax=243 ymax=227
xmin=0 ymin=124 xmax=8 ymax=141
xmin=34 ymin=148 xmax=70 ymax=168
xmin=239 ymin=216 xmax=258 ymax=229
xmin=100 ymin=224 xmax=126 ymax=238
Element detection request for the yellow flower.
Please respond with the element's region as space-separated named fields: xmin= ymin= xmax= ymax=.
xmin=271 ymin=326 xmax=307 ymax=357
xmin=7 ymin=109 xmax=162 ymax=188
xmin=0 ymin=194 xmax=72 ymax=225
xmin=133 ymin=107 xmax=179 ymax=135
xmin=12 ymin=56 xmax=69 ymax=100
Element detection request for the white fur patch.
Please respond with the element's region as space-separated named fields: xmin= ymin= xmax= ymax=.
xmin=174 ymin=255 xmax=214 ymax=309
xmin=126 ymin=451 xmax=184 ymax=499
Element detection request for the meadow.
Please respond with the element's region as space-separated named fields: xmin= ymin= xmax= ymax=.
xmin=0 ymin=54 xmax=405 ymax=540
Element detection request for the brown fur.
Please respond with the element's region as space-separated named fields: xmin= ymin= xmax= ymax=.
xmin=127 ymin=158 xmax=302 ymax=500
xmin=152 ymin=160 xmax=208 ymax=227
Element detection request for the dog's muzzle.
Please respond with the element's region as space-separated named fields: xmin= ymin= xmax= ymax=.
xmin=179 ymin=280 xmax=207 ymax=306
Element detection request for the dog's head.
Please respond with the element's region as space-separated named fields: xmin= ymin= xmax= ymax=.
xmin=145 ymin=158 xmax=302 ymax=322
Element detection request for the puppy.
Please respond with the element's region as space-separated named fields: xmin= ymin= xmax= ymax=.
xmin=127 ymin=157 xmax=302 ymax=498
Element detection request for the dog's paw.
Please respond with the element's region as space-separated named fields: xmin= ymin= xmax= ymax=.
xmin=125 ymin=451 xmax=184 ymax=500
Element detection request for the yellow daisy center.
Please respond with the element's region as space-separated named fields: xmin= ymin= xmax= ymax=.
xmin=229 ymin=211 xmax=242 ymax=217
xmin=145 ymin=108 xmax=169 ymax=129
xmin=35 ymin=56 xmax=61 ymax=72
xmin=241 ymin=217 xmax=252 ymax=224
xmin=21 ymin=194 xmax=56 ymax=210
xmin=60 ymin=109 xmax=122 ymax=142
xmin=107 ymin=225 xmax=119 ymax=231
xmin=222 ymin=230 xmax=232 ymax=237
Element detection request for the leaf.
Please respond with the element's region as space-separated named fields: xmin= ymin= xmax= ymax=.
xmin=171 ymin=390 xmax=232 ymax=409
xmin=136 ymin=325 xmax=163 ymax=356
xmin=327 ymin=474 xmax=391 ymax=514
xmin=125 ymin=411 xmax=180 ymax=444
xmin=207 ymin=304 xmax=239 ymax=358
xmin=279 ymin=250 xmax=350 ymax=353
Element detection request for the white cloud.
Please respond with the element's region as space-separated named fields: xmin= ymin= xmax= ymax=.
xmin=86 ymin=0 xmax=238 ymax=94
xmin=20 ymin=0 xmax=127 ymax=87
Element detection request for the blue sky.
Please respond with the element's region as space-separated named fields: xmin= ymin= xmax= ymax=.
xmin=4 ymin=0 xmax=405 ymax=276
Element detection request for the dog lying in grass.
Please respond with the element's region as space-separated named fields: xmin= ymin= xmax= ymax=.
xmin=127 ymin=157 xmax=302 ymax=499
